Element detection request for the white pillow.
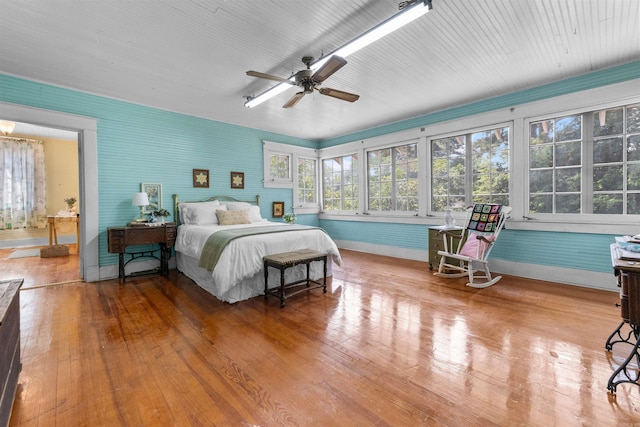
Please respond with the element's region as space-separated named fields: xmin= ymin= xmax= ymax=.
xmin=249 ymin=206 xmax=263 ymax=222
xmin=181 ymin=202 xmax=225 ymax=225
xmin=179 ymin=200 xmax=219 ymax=223
xmin=222 ymin=201 xmax=252 ymax=211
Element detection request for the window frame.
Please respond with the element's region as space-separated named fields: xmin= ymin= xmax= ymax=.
xmin=263 ymin=140 xmax=319 ymax=213
xmin=524 ymin=100 xmax=640 ymax=222
xmin=294 ymin=154 xmax=319 ymax=213
xmin=365 ymin=138 xmax=420 ymax=216
xmin=321 ymin=152 xmax=360 ymax=214
xmin=428 ymin=121 xmax=512 ymax=214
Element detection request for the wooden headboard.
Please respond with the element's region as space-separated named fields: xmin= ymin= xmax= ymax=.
xmin=172 ymin=194 xmax=261 ymax=225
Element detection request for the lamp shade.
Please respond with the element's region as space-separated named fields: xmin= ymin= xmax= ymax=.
xmin=132 ymin=192 xmax=149 ymax=206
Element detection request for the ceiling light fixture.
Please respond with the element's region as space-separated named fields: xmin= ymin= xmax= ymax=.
xmin=245 ymin=0 xmax=433 ymax=108
xmin=0 ymin=120 xmax=16 ymax=135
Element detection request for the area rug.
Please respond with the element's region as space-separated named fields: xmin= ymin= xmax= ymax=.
xmin=8 ymin=248 xmax=41 ymax=259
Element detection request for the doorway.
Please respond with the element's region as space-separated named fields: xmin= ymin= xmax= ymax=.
xmin=0 ymin=122 xmax=82 ymax=286
xmin=0 ymin=101 xmax=100 ymax=282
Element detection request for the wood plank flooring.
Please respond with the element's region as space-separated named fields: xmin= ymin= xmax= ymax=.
xmin=4 ymin=249 xmax=640 ymax=425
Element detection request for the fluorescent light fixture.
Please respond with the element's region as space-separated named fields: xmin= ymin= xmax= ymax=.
xmin=245 ymin=0 xmax=433 ymax=108
xmin=0 ymin=120 xmax=16 ymax=135
xmin=245 ymin=83 xmax=293 ymax=108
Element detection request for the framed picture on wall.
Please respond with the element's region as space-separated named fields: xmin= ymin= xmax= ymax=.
xmin=230 ymin=171 xmax=244 ymax=189
xmin=272 ymin=201 xmax=284 ymax=218
xmin=141 ymin=183 xmax=161 ymax=214
xmin=193 ymin=169 xmax=209 ymax=188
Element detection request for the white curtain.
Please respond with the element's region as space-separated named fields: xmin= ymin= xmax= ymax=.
xmin=0 ymin=138 xmax=47 ymax=230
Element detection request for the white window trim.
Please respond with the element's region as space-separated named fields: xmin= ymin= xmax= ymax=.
xmin=293 ymin=154 xmax=319 ymax=214
xmin=523 ymin=98 xmax=640 ymax=223
xmin=263 ymin=140 xmax=293 ymax=188
xmin=263 ymin=140 xmax=320 ymax=213
xmin=320 ymin=151 xmax=361 ymax=215
xmin=427 ymin=121 xmax=513 ymax=214
xmin=318 ymin=79 xmax=640 ymax=235
xmin=364 ymin=137 xmax=421 ymax=216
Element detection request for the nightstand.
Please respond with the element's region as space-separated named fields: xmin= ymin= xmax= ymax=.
xmin=428 ymin=226 xmax=465 ymax=270
xmin=107 ymin=223 xmax=177 ymax=282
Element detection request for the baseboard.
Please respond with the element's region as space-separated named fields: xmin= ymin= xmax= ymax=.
xmin=335 ymin=240 xmax=618 ymax=292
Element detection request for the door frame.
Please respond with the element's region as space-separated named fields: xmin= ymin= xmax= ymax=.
xmin=0 ymin=101 xmax=99 ymax=281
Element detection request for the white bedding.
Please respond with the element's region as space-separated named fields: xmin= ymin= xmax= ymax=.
xmin=175 ymin=221 xmax=342 ymax=303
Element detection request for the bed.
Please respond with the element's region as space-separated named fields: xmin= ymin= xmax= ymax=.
xmin=172 ymin=194 xmax=341 ymax=304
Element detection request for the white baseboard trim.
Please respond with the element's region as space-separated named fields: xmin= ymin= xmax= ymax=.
xmin=335 ymin=240 xmax=619 ymax=292
xmin=334 ymin=240 xmax=427 ymax=262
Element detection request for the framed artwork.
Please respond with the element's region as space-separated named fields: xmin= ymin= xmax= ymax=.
xmin=141 ymin=183 xmax=161 ymax=214
xmin=230 ymin=171 xmax=244 ymax=189
xmin=272 ymin=201 xmax=284 ymax=218
xmin=193 ymin=169 xmax=209 ymax=188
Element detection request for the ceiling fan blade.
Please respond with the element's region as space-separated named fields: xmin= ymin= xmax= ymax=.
xmin=283 ymin=92 xmax=305 ymax=108
xmin=318 ymin=87 xmax=360 ymax=103
xmin=311 ymin=55 xmax=347 ymax=83
xmin=246 ymin=70 xmax=295 ymax=84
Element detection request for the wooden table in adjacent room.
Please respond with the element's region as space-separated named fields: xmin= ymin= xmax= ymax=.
xmin=47 ymin=214 xmax=80 ymax=249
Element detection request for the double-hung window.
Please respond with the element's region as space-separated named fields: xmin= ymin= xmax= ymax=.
xmin=367 ymin=141 xmax=418 ymax=213
xmin=297 ymin=157 xmax=317 ymax=207
xmin=322 ymin=154 xmax=358 ymax=212
xmin=431 ymin=125 xmax=510 ymax=211
xmin=528 ymin=102 xmax=640 ymax=215
xmin=263 ymin=141 xmax=319 ymax=212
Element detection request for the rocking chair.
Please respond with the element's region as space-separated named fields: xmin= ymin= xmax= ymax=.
xmin=434 ymin=203 xmax=511 ymax=288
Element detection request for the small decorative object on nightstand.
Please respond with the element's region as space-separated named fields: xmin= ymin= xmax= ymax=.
xmin=132 ymin=192 xmax=149 ymax=223
xmin=283 ymin=211 xmax=296 ymax=224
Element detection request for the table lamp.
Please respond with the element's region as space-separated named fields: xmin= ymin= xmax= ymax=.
xmin=132 ymin=192 xmax=149 ymax=223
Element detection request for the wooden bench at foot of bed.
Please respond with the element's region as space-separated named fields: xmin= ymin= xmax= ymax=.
xmin=263 ymin=249 xmax=328 ymax=308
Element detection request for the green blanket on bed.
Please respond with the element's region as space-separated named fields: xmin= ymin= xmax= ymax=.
xmin=198 ymin=224 xmax=318 ymax=271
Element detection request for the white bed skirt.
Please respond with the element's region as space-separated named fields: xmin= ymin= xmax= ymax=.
xmin=176 ymin=252 xmax=333 ymax=304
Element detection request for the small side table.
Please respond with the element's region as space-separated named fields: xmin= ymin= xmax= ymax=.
xmin=428 ymin=225 xmax=465 ymax=270
xmin=107 ymin=223 xmax=177 ymax=283
xmin=263 ymin=249 xmax=328 ymax=308
xmin=47 ymin=215 xmax=80 ymax=253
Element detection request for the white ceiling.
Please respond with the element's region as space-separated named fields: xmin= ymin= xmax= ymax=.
xmin=0 ymin=0 xmax=638 ymax=141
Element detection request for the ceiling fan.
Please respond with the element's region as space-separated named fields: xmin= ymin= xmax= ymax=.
xmin=246 ymin=55 xmax=360 ymax=108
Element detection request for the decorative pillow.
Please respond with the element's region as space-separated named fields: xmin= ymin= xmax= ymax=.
xmin=216 ymin=208 xmax=251 ymax=226
xmin=249 ymin=206 xmax=263 ymax=222
xmin=222 ymin=201 xmax=252 ymax=211
xmin=179 ymin=200 xmax=219 ymax=223
xmin=459 ymin=232 xmax=495 ymax=258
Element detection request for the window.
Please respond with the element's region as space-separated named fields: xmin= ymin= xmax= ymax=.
xmin=297 ymin=157 xmax=317 ymax=206
xmin=367 ymin=142 xmax=418 ymax=212
xmin=322 ymin=154 xmax=358 ymax=211
xmin=431 ymin=125 xmax=509 ymax=211
xmin=529 ymin=115 xmax=582 ymax=213
xmin=269 ymin=153 xmax=290 ymax=182
xmin=592 ymin=104 xmax=640 ymax=214
xmin=528 ymin=103 xmax=640 ymax=215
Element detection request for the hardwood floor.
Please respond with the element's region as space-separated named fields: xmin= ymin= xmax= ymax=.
xmin=0 ymin=245 xmax=81 ymax=289
xmin=5 ymin=249 xmax=640 ymax=425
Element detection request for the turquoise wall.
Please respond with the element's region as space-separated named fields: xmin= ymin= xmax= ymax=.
xmin=2 ymin=61 xmax=639 ymax=274
xmin=0 ymin=73 xmax=311 ymax=266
